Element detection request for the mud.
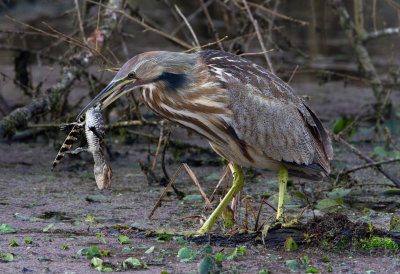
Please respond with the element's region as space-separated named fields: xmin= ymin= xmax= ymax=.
xmin=1 ymin=138 xmax=400 ymax=273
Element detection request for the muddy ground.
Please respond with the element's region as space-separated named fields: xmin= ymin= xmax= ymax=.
xmin=1 ymin=87 xmax=400 ymax=273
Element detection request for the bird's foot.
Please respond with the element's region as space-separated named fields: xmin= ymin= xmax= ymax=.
xmin=261 ymin=217 xmax=299 ymax=240
xmin=146 ymin=229 xmax=205 ymax=237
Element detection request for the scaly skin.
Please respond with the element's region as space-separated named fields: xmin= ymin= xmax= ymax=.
xmin=53 ymin=104 xmax=112 ymax=190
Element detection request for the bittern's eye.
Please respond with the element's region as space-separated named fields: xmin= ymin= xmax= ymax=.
xmin=128 ymin=72 xmax=135 ymax=79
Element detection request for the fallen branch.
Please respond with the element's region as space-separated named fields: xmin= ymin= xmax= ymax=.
xmin=331 ymin=133 xmax=400 ymax=187
xmin=365 ymin=27 xmax=400 ymax=41
xmin=341 ymin=158 xmax=400 ymax=176
xmin=0 ymin=0 xmax=124 ymax=137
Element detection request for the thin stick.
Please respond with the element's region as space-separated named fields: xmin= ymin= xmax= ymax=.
xmin=161 ymin=130 xmax=172 ymax=181
xmin=242 ymin=0 xmax=275 ymax=73
xmin=183 ymin=36 xmax=228 ymax=53
xmin=152 ymin=122 xmax=165 ymax=170
xmin=263 ymin=200 xmax=277 ymax=212
xmin=239 ymin=49 xmax=274 ymax=56
xmin=74 ymin=0 xmax=87 ymax=43
xmin=85 ymin=0 xmax=192 ymax=49
xmin=254 ymin=197 xmax=265 ymax=231
xmin=341 ymin=158 xmax=400 ymax=175
xmin=148 ymin=164 xmax=184 ymax=219
xmin=332 ymin=133 xmax=400 ymax=187
xmin=208 ymin=165 xmax=230 ymax=203
xmin=288 ymin=64 xmax=299 ymax=83
xmin=199 ymin=0 xmax=224 ymax=50
xmin=247 ymin=1 xmax=309 ymax=26
xmin=183 ymin=163 xmax=212 ymax=207
xmin=175 ymin=5 xmax=200 ymax=47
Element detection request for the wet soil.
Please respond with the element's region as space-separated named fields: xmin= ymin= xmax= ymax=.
xmin=1 ymin=135 xmax=400 ymax=273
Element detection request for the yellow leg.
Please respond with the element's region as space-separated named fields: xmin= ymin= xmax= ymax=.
xmin=197 ymin=163 xmax=244 ymax=234
xmin=276 ymin=165 xmax=288 ymax=222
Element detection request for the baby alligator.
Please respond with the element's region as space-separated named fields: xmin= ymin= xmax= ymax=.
xmin=51 ymin=104 xmax=112 ymax=190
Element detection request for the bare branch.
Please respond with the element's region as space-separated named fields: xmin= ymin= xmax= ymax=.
xmin=0 ymin=0 xmax=124 ymax=137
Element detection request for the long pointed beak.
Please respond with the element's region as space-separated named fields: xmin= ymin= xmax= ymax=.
xmin=76 ymin=79 xmax=135 ymax=120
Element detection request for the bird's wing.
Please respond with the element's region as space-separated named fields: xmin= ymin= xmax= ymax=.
xmin=200 ymin=50 xmax=332 ymax=173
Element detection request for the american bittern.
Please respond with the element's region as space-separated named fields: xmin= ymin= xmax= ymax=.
xmin=78 ymin=50 xmax=333 ymax=234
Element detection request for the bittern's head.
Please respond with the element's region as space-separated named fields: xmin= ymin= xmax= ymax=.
xmin=77 ymin=51 xmax=198 ymax=119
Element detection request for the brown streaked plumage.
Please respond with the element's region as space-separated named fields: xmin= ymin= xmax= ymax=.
xmin=78 ymin=49 xmax=333 ymax=233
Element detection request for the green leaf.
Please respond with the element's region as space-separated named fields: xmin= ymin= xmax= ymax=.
xmin=200 ymin=244 xmax=213 ymax=254
xmin=0 ymin=224 xmax=16 ymax=233
xmin=177 ymin=247 xmax=195 ymax=263
xmin=305 ymin=268 xmax=319 ymax=273
xmin=300 ymin=255 xmax=311 ymax=266
xmin=198 ymin=255 xmax=216 ymax=274
xmin=173 ymin=236 xmax=186 ymax=245
xmin=238 ymin=246 xmax=246 ymax=255
xmin=77 ymin=248 xmax=88 ymax=256
xmin=215 ymin=253 xmax=223 ymax=262
xmin=42 ymin=223 xmax=54 ymax=232
xmin=284 ymin=237 xmax=298 ymax=251
xmin=177 ymin=247 xmax=193 ymax=258
xmin=9 ymin=238 xmax=19 ymax=247
xmin=320 ymin=256 xmax=330 ymax=262
xmin=183 ymin=194 xmax=204 ymax=202
xmin=91 ymin=257 xmax=103 ymax=267
xmin=96 ymin=233 xmax=106 ymax=244
xmin=87 ymin=246 xmax=100 ymax=259
xmin=259 ymin=270 xmax=269 ymax=274
xmin=25 ymin=237 xmax=32 ymax=244
xmin=226 ymin=248 xmax=238 ymax=261
xmin=1 ymin=253 xmax=14 ymax=262
xmin=157 ymin=234 xmax=170 ymax=242
xmin=145 ymin=246 xmax=154 ymax=254
xmin=316 ymin=198 xmax=340 ymax=212
xmin=123 ymin=257 xmax=142 ymax=270
xmin=62 ymin=245 xmax=69 ymax=250
xmin=326 ymin=265 xmax=333 ymax=272
xmin=327 ymin=188 xmax=351 ymax=199
xmin=286 ymin=260 xmax=300 ymax=272
xmin=118 ymin=235 xmax=130 ymax=244
xmin=294 ymin=191 xmax=307 ymax=200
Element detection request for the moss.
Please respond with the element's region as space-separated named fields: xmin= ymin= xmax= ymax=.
xmin=356 ymin=236 xmax=398 ymax=252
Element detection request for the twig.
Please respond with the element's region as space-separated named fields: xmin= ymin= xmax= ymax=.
xmin=254 ymin=197 xmax=265 ymax=231
xmin=242 ymin=0 xmax=275 ymax=74
xmin=365 ymin=27 xmax=400 ymax=41
xmin=152 ymin=122 xmax=165 ymax=170
xmin=148 ymin=163 xmax=211 ymax=219
xmin=175 ymin=5 xmax=200 ymax=47
xmin=74 ymin=0 xmax=87 ymax=43
xmin=183 ymin=36 xmax=228 ymax=53
xmin=86 ymin=0 xmax=192 ymax=49
xmin=331 ymin=133 xmax=400 ymax=187
xmin=148 ymin=164 xmax=184 ymax=219
xmin=182 ymin=163 xmax=211 ymax=207
xmin=171 ymin=0 xmax=215 ymax=36
xmin=0 ymin=0 xmax=123 ymax=137
xmin=161 ymin=130 xmax=172 ymax=181
xmin=340 ymin=158 xmax=400 ymax=176
xmin=247 ymin=1 xmax=309 ymax=26
xmin=199 ymin=0 xmax=224 ymax=50
xmin=239 ymin=49 xmax=274 ymax=56
xmin=288 ymin=64 xmax=299 ymax=83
